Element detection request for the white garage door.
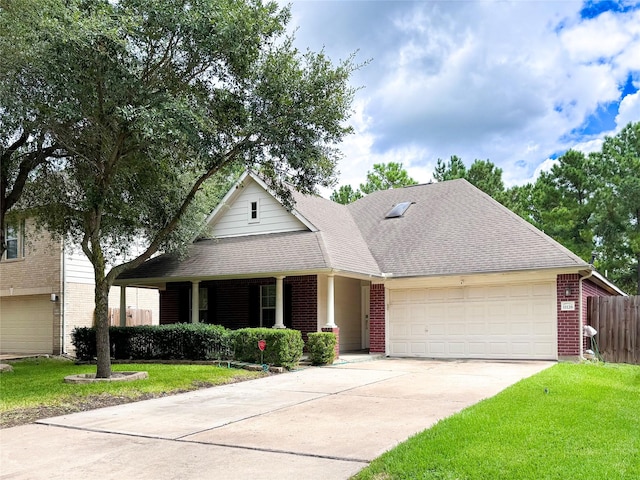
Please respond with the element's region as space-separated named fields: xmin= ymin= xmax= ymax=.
xmin=0 ymin=295 xmax=54 ymax=354
xmin=388 ymin=282 xmax=557 ymax=360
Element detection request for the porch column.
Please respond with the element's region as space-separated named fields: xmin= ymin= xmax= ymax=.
xmin=191 ymin=281 xmax=200 ymax=324
xmin=273 ymin=276 xmax=286 ymax=329
xmin=322 ymin=274 xmax=339 ymax=358
xmin=119 ymin=286 xmax=127 ymax=327
xmin=325 ymin=274 xmax=336 ymax=328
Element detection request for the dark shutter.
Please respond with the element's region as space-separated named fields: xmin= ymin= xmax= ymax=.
xmin=248 ymin=285 xmax=260 ymax=327
xmin=284 ymin=283 xmax=293 ymax=328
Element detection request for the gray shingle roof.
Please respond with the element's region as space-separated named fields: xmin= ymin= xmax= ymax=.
xmin=347 ymin=178 xmax=588 ymax=277
xmin=118 ymin=231 xmax=330 ymax=281
xmin=119 ymin=176 xmax=588 ymax=283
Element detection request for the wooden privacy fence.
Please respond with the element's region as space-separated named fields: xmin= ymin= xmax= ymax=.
xmin=108 ymin=308 xmax=153 ymax=327
xmin=588 ymin=296 xmax=640 ymax=364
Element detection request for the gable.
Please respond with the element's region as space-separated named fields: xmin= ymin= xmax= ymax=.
xmin=207 ymin=176 xmax=309 ymax=238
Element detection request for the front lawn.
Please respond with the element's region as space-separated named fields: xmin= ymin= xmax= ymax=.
xmin=0 ymin=357 xmax=264 ymax=428
xmin=354 ymin=362 xmax=640 ymax=480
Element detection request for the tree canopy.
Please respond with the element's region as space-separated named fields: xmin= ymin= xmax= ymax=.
xmin=330 ymin=162 xmax=417 ymax=204
xmin=1 ymin=0 xmax=358 ymax=376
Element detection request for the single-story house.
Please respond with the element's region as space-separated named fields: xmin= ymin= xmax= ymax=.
xmin=116 ymin=171 xmax=625 ymax=360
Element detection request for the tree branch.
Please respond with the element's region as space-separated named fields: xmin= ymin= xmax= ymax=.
xmin=105 ymin=137 xmax=253 ymax=284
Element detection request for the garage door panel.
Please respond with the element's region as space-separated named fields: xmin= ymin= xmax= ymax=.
xmin=0 ymin=295 xmax=53 ymax=354
xmin=388 ymin=282 xmax=557 ymax=360
xmin=468 ymin=342 xmax=486 ymax=355
xmin=390 ymin=323 xmax=410 ymax=337
xmin=511 ymin=342 xmax=532 ymax=355
xmin=427 ymin=322 xmax=446 ymax=335
xmin=445 ymin=323 xmax=464 ymax=335
xmin=390 ymin=342 xmax=408 ymax=354
xmin=534 ymin=342 xmax=555 ymax=355
xmin=410 ymin=323 xmax=427 ymax=336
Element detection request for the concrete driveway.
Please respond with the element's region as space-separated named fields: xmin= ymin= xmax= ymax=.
xmin=0 ymin=358 xmax=553 ymax=479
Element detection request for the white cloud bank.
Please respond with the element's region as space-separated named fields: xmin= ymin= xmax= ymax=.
xmin=283 ymin=1 xmax=640 ymax=191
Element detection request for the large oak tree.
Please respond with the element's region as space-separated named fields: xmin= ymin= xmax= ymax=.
xmin=2 ymin=0 xmax=358 ymax=377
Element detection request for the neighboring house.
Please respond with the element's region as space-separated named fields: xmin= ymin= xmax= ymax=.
xmin=0 ymin=220 xmax=159 ymax=355
xmin=116 ymin=171 xmax=624 ymax=360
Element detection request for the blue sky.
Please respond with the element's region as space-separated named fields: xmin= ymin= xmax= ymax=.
xmin=280 ymin=0 xmax=640 ymax=192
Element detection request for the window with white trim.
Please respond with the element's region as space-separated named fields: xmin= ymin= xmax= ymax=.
xmin=260 ymin=284 xmax=275 ymax=326
xmin=3 ymin=221 xmax=24 ymax=260
xmin=248 ymin=198 xmax=260 ymax=224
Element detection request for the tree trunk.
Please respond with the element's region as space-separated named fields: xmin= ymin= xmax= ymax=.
xmin=93 ymin=253 xmax=112 ymax=378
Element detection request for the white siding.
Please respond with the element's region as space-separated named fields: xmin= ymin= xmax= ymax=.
xmin=209 ymin=179 xmax=307 ymax=237
xmin=64 ymin=250 xmax=94 ymax=285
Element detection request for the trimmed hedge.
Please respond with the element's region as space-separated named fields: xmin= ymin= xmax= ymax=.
xmin=233 ymin=328 xmax=303 ymax=369
xmin=306 ymin=332 xmax=337 ymax=365
xmin=72 ymin=324 xmax=234 ymax=361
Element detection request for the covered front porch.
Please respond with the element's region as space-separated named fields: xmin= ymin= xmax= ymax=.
xmin=117 ymin=273 xmax=377 ymax=356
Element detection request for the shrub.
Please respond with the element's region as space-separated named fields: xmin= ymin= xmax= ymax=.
xmin=306 ymin=332 xmax=336 ymax=365
xmin=233 ymin=328 xmax=304 ymax=369
xmin=71 ymin=324 xmax=234 ymax=361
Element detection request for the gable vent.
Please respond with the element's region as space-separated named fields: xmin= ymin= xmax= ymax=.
xmin=385 ymin=201 xmax=413 ymax=218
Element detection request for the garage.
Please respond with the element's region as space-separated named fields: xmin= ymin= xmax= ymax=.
xmin=387 ymin=281 xmax=557 ymax=360
xmin=0 ymin=295 xmax=54 ymax=354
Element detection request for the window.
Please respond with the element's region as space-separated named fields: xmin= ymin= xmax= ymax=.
xmin=385 ymin=201 xmax=413 ymax=219
xmin=248 ymin=198 xmax=260 ymax=223
xmin=260 ymin=284 xmax=276 ymax=326
xmin=199 ymin=287 xmax=208 ymax=322
xmin=3 ymin=222 xmax=24 ymax=260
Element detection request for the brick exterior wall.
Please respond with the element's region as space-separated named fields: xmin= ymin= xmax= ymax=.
xmin=557 ymin=273 xmax=619 ymax=358
xmin=160 ymin=275 xmax=318 ymax=341
xmin=369 ymin=284 xmax=385 ymax=353
xmin=0 ymin=219 xmax=62 ymax=295
xmin=557 ymin=274 xmax=581 ymax=357
xmin=288 ymin=275 xmax=317 ymax=343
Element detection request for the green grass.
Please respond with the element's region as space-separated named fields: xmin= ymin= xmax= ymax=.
xmin=0 ymin=357 xmax=264 ymax=412
xmin=353 ymin=362 xmax=640 ymax=480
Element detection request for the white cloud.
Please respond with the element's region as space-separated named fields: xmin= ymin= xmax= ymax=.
xmin=616 ymin=91 xmax=640 ymax=128
xmin=561 ymin=11 xmax=633 ymax=63
xmin=285 ymin=1 xmax=640 ymax=194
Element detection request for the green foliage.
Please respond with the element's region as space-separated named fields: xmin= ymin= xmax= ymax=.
xmin=2 ymin=0 xmax=358 ymax=376
xmin=502 ymin=183 xmax=536 ymax=222
xmin=306 ymin=332 xmax=336 ymax=365
xmin=354 ymin=363 xmax=640 ymax=480
xmin=434 ymin=156 xmax=505 ymax=200
xmin=466 ymin=159 xmax=505 ymax=200
xmin=433 ymin=155 xmax=467 ymax=181
xmin=330 ymin=162 xmax=416 ymax=204
xmin=330 ymin=184 xmax=363 ymax=205
xmin=530 ymin=150 xmax=596 ymax=262
xmin=591 ymin=122 xmax=640 ymax=295
xmin=233 ymin=328 xmax=303 ymax=369
xmin=359 ymin=162 xmax=418 ymax=194
xmin=72 ymin=324 xmax=234 ymax=362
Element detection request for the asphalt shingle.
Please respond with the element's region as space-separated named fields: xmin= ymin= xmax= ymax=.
xmin=347 ymin=178 xmax=587 ymax=277
xmin=120 ymin=176 xmax=588 ymax=282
